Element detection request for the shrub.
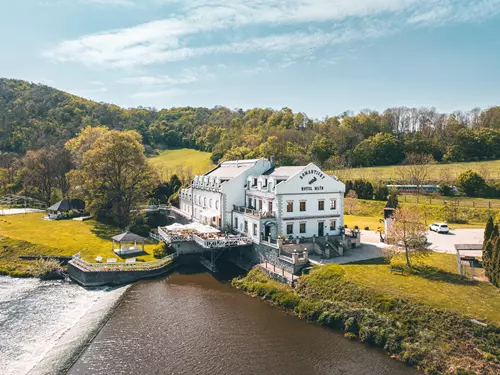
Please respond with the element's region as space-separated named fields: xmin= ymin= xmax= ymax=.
xmin=364 ymin=226 xmax=370 ymax=231
xmin=457 ymin=170 xmax=486 ymax=197
xmin=28 ymin=258 xmax=62 ymax=278
xmin=153 ymin=244 xmax=167 ymax=259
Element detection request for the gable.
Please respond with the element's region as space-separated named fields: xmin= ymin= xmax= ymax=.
xmin=275 ymin=164 xmax=345 ymax=194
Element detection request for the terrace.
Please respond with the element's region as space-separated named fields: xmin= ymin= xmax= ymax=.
xmin=158 ymin=222 xmax=251 ymax=249
xmin=233 ymin=205 xmax=275 ymax=219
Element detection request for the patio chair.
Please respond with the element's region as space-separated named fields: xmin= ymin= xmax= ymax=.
xmin=95 ymin=256 xmax=103 ymax=263
xmin=107 ymin=258 xmax=117 ymax=263
xmin=125 ymin=258 xmax=136 ymax=264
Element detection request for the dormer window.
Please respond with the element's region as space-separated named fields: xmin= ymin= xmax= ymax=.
xmin=252 ymin=178 xmax=257 ymax=187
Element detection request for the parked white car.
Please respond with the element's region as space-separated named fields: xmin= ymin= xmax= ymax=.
xmin=429 ymin=223 xmax=449 ymax=234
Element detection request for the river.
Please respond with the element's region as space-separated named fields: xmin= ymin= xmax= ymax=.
xmin=69 ymin=266 xmax=418 ymax=375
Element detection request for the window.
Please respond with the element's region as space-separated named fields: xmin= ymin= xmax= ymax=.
xmin=286 ymin=223 xmax=293 ymax=235
xmin=244 ymin=221 xmax=248 ymax=233
xmin=330 ymin=198 xmax=336 ymax=210
xmin=204 ymin=197 xmax=207 ymax=207
xmin=215 ymin=201 xmax=219 ymax=209
xmin=330 ymin=220 xmax=336 ymax=231
xmin=209 ymin=199 xmax=213 ymax=208
xmin=253 ymin=223 xmax=257 ymax=236
xmin=235 ymin=217 xmax=238 ymax=229
xmin=287 ymin=201 xmax=293 ymax=212
xmin=318 ymin=200 xmax=325 ymax=211
xmin=258 ymin=200 xmax=262 ymax=210
xmin=268 ymin=201 xmax=273 ymax=212
xmin=300 ymin=201 xmax=306 ymax=212
xmin=300 ymin=222 xmax=306 ymax=233
xmin=248 ymin=198 xmax=252 ymax=208
xmin=252 ymin=178 xmax=257 ymax=187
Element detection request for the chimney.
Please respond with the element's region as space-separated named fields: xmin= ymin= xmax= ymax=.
xmin=270 ymin=156 xmax=276 ymax=166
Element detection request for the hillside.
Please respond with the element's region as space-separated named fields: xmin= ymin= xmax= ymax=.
xmin=332 ymin=159 xmax=500 ymax=182
xmin=2 ymin=78 xmax=500 ymax=170
xmin=148 ymin=149 xmax=213 ymax=179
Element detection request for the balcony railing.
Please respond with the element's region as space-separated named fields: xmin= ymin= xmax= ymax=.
xmin=233 ymin=205 xmax=275 ymax=219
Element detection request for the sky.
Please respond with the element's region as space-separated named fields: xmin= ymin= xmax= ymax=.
xmin=1 ymin=0 xmax=500 ymax=119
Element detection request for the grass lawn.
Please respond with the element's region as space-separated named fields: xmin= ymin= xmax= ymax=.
xmin=0 ymin=213 xmax=158 ymax=263
xmin=342 ymin=252 xmax=500 ymax=325
xmin=328 ymin=159 xmax=500 ymax=181
xmin=148 ymin=148 xmax=214 ymax=178
xmin=344 ymin=215 xmax=384 ymax=231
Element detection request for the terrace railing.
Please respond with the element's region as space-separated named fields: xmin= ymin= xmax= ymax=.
xmin=70 ymin=254 xmax=176 ymax=272
xmin=192 ymin=234 xmax=252 ymax=249
xmin=233 ymin=205 xmax=276 ymax=219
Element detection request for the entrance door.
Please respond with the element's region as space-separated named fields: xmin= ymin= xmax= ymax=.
xmin=318 ymin=222 xmax=324 ymax=237
xmin=264 ymin=225 xmax=271 ymax=239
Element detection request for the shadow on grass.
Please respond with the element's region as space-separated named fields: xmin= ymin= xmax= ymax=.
xmin=90 ymin=221 xmax=121 ymax=241
xmin=405 ymin=264 xmax=477 ymax=285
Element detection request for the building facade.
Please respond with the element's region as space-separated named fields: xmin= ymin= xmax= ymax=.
xmin=179 ymin=159 xmax=345 ymax=244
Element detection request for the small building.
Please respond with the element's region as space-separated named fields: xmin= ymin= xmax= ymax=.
xmin=112 ymin=231 xmax=146 ymax=256
xmin=47 ymin=199 xmax=86 ymax=219
xmin=455 ymin=244 xmax=483 ymax=278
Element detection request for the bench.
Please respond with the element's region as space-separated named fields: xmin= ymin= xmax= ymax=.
xmin=390 ymin=265 xmax=405 ymax=275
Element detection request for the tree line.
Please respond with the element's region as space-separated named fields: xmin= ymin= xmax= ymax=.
xmin=483 ymin=217 xmax=500 ymax=288
xmin=2 ymin=78 xmax=500 ymax=170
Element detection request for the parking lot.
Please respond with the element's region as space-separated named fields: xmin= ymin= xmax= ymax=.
xmin=361 ymin=228 xmax=484 ymax=254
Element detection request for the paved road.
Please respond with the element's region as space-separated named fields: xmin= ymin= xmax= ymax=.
xmin=360 ymin=228 xmax=484 ymax=254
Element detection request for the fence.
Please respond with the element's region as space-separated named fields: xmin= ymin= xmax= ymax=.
xmin=70 ymin=254 xmax=176 ymax=272
xmin=401 ymin=195 xmax=500 ymax=209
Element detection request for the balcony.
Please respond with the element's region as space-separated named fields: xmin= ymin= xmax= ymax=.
xmin=233 ymin=205 xmax=275 ymax=219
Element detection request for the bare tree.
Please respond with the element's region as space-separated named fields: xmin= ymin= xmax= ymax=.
xmin=345 ymin=190 xmax=359 ymax=215
xmin=402 ymin=153 xmax=435 ymax=192
xmin=387 ymin=206 xmax=429 ymax=267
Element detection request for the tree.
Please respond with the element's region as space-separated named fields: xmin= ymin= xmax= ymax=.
xmin=75 ymin=130 xmax=158 ymax=228
xmin=345 ymin=190 xmax=359 ymax=215
xmin=483 ymin=217 xmax=497 ymax=282
xmin=65 ymin=125 xmax=109 ymax=167
xmin=21 ymin=147 xmax=72 ymax=203
xmin=456 ymin=170 xmax=486 ymax=197
xmin=388 ymin=187 xmax=399 ymax=209
xmin=398 ymin=153 xmax=435 ymax=192
xmin=388 ymin=206 xmax=428 ymax=267
xmin=373 ymin=183 xmax=388 ymax=201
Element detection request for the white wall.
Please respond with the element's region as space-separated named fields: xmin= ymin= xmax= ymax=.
xmin=232 ymin=212 xmax=262 ymax=243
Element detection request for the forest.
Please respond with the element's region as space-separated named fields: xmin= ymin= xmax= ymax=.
xmin=1 ymin=78 xmax=500 ymax=170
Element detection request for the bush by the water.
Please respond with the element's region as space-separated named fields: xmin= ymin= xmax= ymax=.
xmin=233 ymin=267 xmax=500 ymax=375
xmin=28 ymin=258 xmax=65 ymax=280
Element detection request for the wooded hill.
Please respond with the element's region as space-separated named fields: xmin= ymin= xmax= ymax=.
xmin=2 ymin=78 xmax=500 ymax=169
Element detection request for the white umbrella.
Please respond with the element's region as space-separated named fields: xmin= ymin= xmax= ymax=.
xmin=165 ymin=223 xmax=187 ymax=231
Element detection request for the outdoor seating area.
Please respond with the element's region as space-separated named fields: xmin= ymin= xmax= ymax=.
xmin=158 ymin=222 xmax=252 ymax=249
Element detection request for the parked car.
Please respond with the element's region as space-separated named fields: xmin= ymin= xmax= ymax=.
xmin=429 ymin=223 xmax=449 ymax=234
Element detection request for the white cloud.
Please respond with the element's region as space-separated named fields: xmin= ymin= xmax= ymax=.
xmin=119 ymin=66 xmax=212 ymax=85
xmin=81 ymin=0 xmax=135 ymax=6
xmin=44 ymin=0 xmax=500 ymax=68
xmin=132 ymin=88 xmax=187 ymax=98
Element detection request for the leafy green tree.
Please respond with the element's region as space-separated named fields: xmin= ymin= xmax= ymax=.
xmin=373 ymin=183 xmax=389 ymax=201
xmin=74 ymin=130 xmax=157 ymax=228
xmin=350 ymin=133 xmax=404 ymax=167
xmin=388 ymin=187 xmax=399 ymax=209
xmin=456 ymin=170 xmax=486 ymax=197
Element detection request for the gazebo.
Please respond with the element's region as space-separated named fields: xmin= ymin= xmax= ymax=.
xmin=112 ymin=231 xmax=145 ymax=256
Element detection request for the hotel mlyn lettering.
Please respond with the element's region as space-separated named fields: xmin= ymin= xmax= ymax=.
xmin=178 ymin=158 xmax=345 ymax=245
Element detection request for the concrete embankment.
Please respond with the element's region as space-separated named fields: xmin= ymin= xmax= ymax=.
xmin=68 ymin=254 xmax=202 ymax=287
xmin=27 ymin=285 xmax=130 ymax=375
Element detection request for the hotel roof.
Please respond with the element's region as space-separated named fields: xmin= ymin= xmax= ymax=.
xmin=262 ymin=166 xmax=306 ymax=179
xmin=206 ymin=159 xmax=259 ymax=179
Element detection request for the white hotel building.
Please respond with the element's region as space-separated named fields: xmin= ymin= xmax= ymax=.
xmin=178 ymin=158 xmax=345 ymax=245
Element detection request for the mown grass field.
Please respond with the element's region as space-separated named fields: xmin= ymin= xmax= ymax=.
xmin=148 ymin=148 xmax=214 ymax=178
xmin=343 ymin=253 xmax=500 ymax=325
xmin=0 ymin=213 xmax=158 ymax=265
xmin=328 ymin=159 xmax=500 ymax=181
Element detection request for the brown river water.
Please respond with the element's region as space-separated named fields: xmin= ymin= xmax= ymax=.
xmin=68 ymin=266 xmax=419 ymax=375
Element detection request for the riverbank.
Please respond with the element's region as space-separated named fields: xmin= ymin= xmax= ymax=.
xmin=232 ymin=266 xmax=500 ymax=375
xmin=0 ymin=276 xmax=129 ymax=375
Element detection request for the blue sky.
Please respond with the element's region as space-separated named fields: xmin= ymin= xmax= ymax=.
xmin=1 ymin=0 xmax=500 ymax=118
